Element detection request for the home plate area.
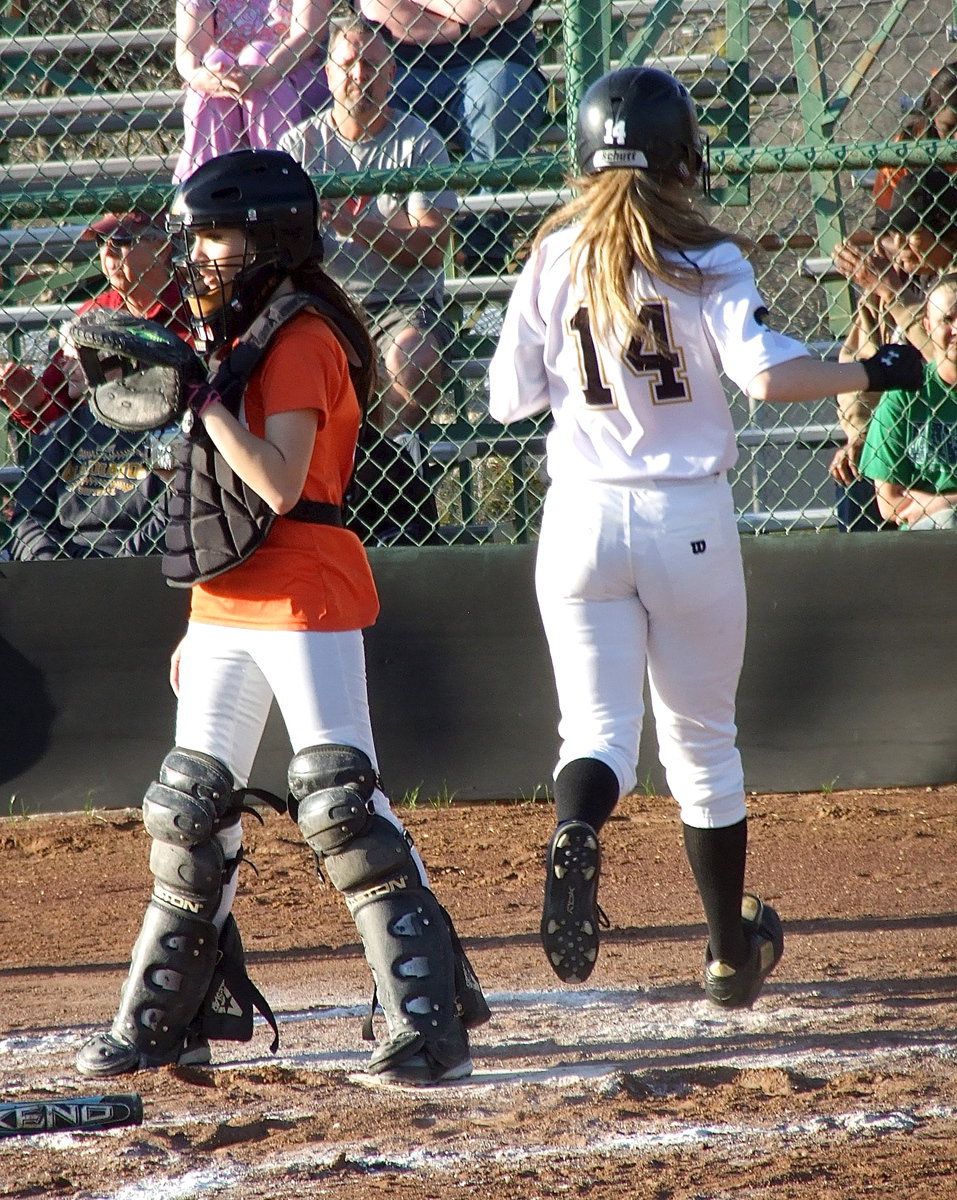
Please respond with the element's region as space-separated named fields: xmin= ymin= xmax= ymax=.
xmin=3 ymin=978 xmax=957 ymax=1200
xmin=2 ymin=789 xmax=957 ymax=1198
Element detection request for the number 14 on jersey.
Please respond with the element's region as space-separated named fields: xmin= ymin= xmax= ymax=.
xmin=569 ymin=303 xmax=690 ymax=407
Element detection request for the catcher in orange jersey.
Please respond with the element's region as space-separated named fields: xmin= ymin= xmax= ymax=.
xmin=76 ymin=150 xmax=487 ymax=1086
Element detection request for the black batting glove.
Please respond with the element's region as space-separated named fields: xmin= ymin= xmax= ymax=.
xmin=861 ymin=342 xmax=925 ymax=393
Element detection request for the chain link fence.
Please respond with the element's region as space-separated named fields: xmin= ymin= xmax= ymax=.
xmin=1 ymin=0 xmax=956 ymax=559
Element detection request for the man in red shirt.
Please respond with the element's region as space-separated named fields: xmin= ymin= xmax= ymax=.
xmin=0 ymin=209 xmax=191 ymax=434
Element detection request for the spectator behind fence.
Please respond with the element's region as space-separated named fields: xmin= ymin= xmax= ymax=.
xmin=860 ymin=274 xmax=957 ymax=530
xmin=6 ymin=396 xmax=174 ymax=561
xmin=173 ymin=0 xmax=331 ymax=183
xmin=357 ymin=0 xmax=547 ymax=269
xmin=873 ymin=62 xmax=957 ymax=213
xmin=280 ymin=16 xmax=455 ymax=543
xmin=0 ymin=210 xmax=190 ymax=436
xmin=831 ymin=169 xmax=957 ymax=530
xmin=1 ymin=210 xmax=191 ymax=560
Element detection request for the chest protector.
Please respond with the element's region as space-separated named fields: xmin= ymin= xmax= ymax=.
xmin=163 ymin=291 xmax=371 ymax=588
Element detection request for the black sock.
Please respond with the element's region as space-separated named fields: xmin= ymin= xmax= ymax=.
xmin=682 ymin=819 xmax=749 ymax=968
xmin=553 ymin=758 xmax=620 ymax=833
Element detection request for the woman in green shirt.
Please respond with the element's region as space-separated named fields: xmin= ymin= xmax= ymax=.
xmin=861 ymin=273 xmax=957 ymax=528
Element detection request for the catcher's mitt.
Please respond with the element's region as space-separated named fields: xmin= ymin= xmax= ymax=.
xmin=69 ymin=312 xmax=205 ymax=432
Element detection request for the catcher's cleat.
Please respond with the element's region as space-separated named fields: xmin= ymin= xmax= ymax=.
xmin=179 ymin=1030 xmax=213 ymax=1067
xmin=75 ymin=1027 xmax=211 ymax=1079
xmin=704 ymin=893 xmax=784 ymax=1010
xmin=540 ymin=821 xmax=608 ymax=983
xmin=366 ymin=1021 xmax=474 ymax=1087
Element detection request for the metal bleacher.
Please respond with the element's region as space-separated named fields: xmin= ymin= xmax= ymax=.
xmin=1 ymin=0 xmax=938 ymax=539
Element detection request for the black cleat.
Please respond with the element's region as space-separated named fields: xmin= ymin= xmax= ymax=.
xmin=75 ymin=1028 xmax=211 ymax=1078
xmin=75 ymin=1033 xmax=140 ymax=1079
xmin=704 ymin=893 xmax=784 ymax=1009
xmin=540 ymin=821 xmax=607 ymax=983
xmin=367 ymin=1022 xmax=473 ymax=1086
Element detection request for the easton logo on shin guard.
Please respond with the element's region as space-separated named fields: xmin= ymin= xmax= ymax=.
xmin=343 ymin=872 xmax=415 ymax=914
xmin=210 ymin=981 xmax=243 ymax=1018
xmin=153 ymin=884 xmax=204 ymax=914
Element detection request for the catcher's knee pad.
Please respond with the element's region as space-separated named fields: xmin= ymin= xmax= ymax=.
xmin=290 ymin=744 xmax=416 ymax=899
xmin=143 ymin=748 xmax=238 ymax=920
xmin=143 ymin=748 xmax=239 ymax=847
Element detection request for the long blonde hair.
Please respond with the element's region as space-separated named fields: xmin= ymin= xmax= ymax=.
xmin=535 ymin=169 xmax=751 ymax=351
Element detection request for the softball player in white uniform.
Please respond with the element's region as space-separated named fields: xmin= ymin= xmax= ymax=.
xmin=489 ymin=67 xmax=922 ymax=1005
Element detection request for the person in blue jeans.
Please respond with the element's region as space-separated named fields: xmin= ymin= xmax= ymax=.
xmin=357 ymin=0 xmax=546 ymax=268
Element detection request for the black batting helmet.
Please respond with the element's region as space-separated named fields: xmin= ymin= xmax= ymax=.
xmin=576 ymin=66 xmax=704 ymax=185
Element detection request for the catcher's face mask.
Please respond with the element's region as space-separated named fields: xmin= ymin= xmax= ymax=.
xmin=173 ymin=225 xmax=285 ymax=354
xmin=173 ymin=227 xmax=249 ymax=351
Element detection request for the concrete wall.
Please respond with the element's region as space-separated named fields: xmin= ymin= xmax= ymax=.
xmin=2 ymin=535 xmax=956 ymax=814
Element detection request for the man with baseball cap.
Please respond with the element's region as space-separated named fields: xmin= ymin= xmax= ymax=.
xmin=0 ymin=207 xmax=190 ymax=434
xmin=1 ymin=206 xmax=193 ymax=561
xmin=80 ymin=208 xmax=168 ymax=244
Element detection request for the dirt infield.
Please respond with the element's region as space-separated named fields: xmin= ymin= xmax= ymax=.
xmin=2 ymin=786 xmax=957 ymax=1199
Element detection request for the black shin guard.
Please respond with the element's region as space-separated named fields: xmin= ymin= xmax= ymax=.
xmin=80 ymin=749 xmax=278 ymax=1075
xmin=291 ymin=744 xmax=485 ymax=1079
xmin=109 ymin=899 xmax=220 ymax=1067
xmin=351 ymin=886 xmax=468 ymax=1078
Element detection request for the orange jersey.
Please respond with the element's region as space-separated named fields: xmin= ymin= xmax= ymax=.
xmin=871 ymin=124 xmax=957 ymax=210
xmin=188 ymin=312 xmax=380 ymax=632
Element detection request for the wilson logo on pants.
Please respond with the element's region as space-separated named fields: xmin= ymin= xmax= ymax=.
xmin=691 ymin=540 xmax=707 ymax=555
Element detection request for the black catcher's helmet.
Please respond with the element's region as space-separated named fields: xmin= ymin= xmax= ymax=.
xmin=167 ymin=149 xmax=319 ymax=350
xmin=576 ymin=67 xmax=704 ymax=185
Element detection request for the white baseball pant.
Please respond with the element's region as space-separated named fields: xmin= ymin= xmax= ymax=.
xmin=173 ymin=621 xmax=426 ymax=925
xmin=535 ymin=473 xmax=748 ymax=829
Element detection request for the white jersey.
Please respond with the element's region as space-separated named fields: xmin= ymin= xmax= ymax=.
xmin=488 ymin=226 xmax=810 ymax=484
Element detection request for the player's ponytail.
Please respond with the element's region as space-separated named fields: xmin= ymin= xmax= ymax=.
xmin=535 ymin=169 xmax=749 ymax=353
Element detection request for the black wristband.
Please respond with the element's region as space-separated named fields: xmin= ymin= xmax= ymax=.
xmin=861 ymin=342 xmax=924 ymax=393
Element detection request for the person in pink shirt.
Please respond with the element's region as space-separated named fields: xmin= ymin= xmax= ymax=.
xmin=173 ymin=0 xmax=331 ymax=183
